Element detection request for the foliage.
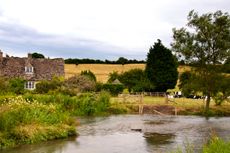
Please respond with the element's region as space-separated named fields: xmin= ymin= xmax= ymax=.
xmin=107 ymin=71 xmax=120 ymax=83
xmin=146 ymin=39 xmax=178 ymax=92
xmin=117 ymin=57 xmax=128 ymax=65
xmin=31 ymin=52 xmax=45 ymax=58
xmin=102 ymin=83 xmax=124 ymax=96
xmin=36 ymin=77 xmax=63 ymax=94
xmin=64 ymin=75 xmax=95 ymax=92
xmin=202 ymin=137 xmax=230 ymax=153
xmin=178 ymin=71 xmax=193 ymax=96
xmin=119 ymin=68 xmax=154 ymax=92
xmin=0 ymin=77 xmax=9 ymax=95
xmin=222 ymin=57 xmax=230 ymax=73
xmin=65 ymin=58 xmax=145 ymax=64
xmin=95 ymin=82 xmax=103 ymax=92
xmin=8 ymin=78 xmax=25 ymax=94
xmin=172 ymin=10 xmax=230 ymax=112
xmin=80 ymin=70 xmax=97 ymax=82
xmin=23 ymin=92 xmax=111 ymax=116
xmin=213 ymin=76 xmax=230 ymax=105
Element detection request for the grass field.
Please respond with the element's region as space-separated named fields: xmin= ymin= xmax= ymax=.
xmin=65 ymin=64 xmax=191 ymax=83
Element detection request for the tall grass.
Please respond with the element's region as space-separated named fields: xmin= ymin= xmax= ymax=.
xmin=23 ymin=91 xmax=112 ymax=116
xmin=171 ymin=136 xmax=230 ymax=153
xmin=202 ymin=137 xmax=230 ymax=153
xmin=0 ymin=96 xmax=76 ymax=149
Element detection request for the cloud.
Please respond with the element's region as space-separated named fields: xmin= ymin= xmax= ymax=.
xmin=0 ymin=0 xmax=229 ymax=60
xmin=0 ymin=15 xmax=145 ymax=60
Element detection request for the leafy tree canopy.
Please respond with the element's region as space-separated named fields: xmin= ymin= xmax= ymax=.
xmin=172 ymin=10 xmax=230 ymax=112
xmin=32 ymin=52 xmax=45 ymax=58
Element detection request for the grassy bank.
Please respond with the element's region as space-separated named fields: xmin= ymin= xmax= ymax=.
xmin=111 ymin=96 xmax=230 ymax=116
xmin=0 ymin=96 xmax=76 ymax=149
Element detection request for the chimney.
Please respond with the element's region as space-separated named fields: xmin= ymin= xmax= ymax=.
xmin=28 ymin=53 xmax=32 ymax=59
xmin=0 ymin=50 xmax=3 ymax=61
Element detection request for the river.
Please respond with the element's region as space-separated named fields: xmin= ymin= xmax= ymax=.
xmin=2 ymin=115 xmax=230 ymax=153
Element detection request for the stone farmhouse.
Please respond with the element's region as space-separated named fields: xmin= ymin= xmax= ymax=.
xmin=0 ymin=51 xmax=64 ymax=90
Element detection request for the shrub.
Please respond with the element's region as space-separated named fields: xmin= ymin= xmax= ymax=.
xmin=95 ymin=82 xmax=103 ymax=92
xmin=96 ymin=91 xmax=111 ymax=112
xmin=80 ymin=70 xmax=96 ymax=82
xmin=8 ymin=78 xmax=25 ymax=94
xmin=102 ymin=83 xmax=124 ymax=96
xmin=0 ymin=77 xmax=9 ymax=95
xmin=64 ymin=75 xmax=95 ymax=92
xmin=36 ymin=77 xmax=63 ymax=94
xmin=107 ymin=71 xmax=120 ymax=83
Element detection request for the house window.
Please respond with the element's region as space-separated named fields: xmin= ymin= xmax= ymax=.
xmin=25 ymin=81 xmax=35 ymax=90
xmin=25 ymin=66 xmax=34 ymax=74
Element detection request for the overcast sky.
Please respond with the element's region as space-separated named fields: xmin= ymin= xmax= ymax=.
xmin=0 ymin=0 xmax=229 ymax=60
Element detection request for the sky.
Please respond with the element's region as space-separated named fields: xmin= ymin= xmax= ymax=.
xmin=0 ymin=0 xmax=229 ymax=60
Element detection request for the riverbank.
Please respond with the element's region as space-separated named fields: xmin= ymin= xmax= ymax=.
xmin=1 ymin=93 xmax=230 ymax=149
xmin=0 ymin=96 xmax=76 ymax=149
xmin=0 ymin=92 xmax=111 ymax=149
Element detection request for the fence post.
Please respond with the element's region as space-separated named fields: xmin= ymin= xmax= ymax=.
xmin=165 ymin=92 xmax=168 ymax=104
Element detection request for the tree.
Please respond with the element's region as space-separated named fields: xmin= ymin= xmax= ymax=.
xmin=145 ymin=39 xmax=178 ymax=92
xmin=107 ymin=71 xmax=120 ymax=83
xmin=117 ymin=57 xmax=128 ymax=65
xmin=32 ymin=52 xmax=45 ymax=58
xmin=178 ymin=71 xmax=193 ymax=96
xmin=119 ymin=69 xmax=154 ymax=92
xmin=80 ymin=70 xmax=97 ymax=82
xmin=172 ymin=10 xmax=230 ymax=113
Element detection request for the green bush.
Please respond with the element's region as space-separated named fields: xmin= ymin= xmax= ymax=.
xmin=36 ymin=77 xmax=63 ymax=94
xmin=80 ymin=70 xmax=97 ymax=82
xmin=96 ymin=91 xmax=110 ymax=112
xmin=0 ymin=77 xmax=9 ymax=95
xmin=8 ymin=78 xmax=25 ymax=94
xmin=102 ymin=83 xmax=124 ymax=96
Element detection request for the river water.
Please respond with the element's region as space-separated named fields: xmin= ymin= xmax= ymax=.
xmin=2 ymin=115 xmax=230 ymax=153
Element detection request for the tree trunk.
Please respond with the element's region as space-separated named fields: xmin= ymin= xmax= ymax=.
xmin=205 ymin=93 xmax=211 ymax=114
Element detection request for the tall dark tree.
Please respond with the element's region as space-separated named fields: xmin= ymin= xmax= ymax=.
xmin=31 ymin=52 xmax=45 ymax=58
xmin=145 ymin=39 xmax=178 ymax=92
xmin=172 ymin=10 xmax=230 ymax=113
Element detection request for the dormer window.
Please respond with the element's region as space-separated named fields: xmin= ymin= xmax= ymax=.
xmin=25 ymin=66 xmax=34 ymax=74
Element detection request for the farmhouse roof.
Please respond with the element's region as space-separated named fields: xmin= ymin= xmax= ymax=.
xmin=0 ymin=52 xmax=64 ymax=81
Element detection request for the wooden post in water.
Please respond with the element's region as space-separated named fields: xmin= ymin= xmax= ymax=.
xmin=175 ymin=107 xmax=177 ymax=116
